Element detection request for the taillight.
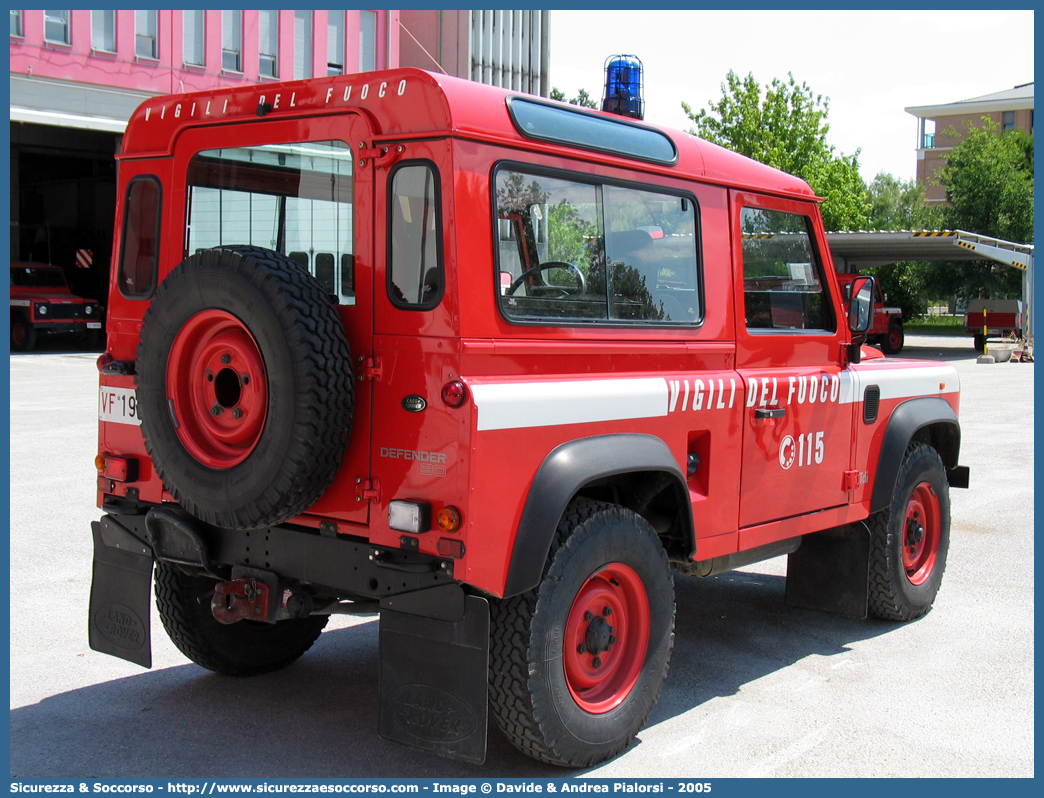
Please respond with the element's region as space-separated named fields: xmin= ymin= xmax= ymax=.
xmin=96 ymin=452 xmax=139 ymax=482
xmin=436 ymin=505 xmax=462 ymax=533
xmin=441 ymin=380 xmax=468 ymax=408
xmin=436 ymin=538 xmax=465 ymax=559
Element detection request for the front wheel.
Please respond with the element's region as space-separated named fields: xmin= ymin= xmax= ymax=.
xmin=973 ymin=334 xmax=986 ymax=352
xmin=867 ymin=442 xmax=950 ymax=621
xmin=11 ymin=315 xmax=35 ymax=352
xmin=880 ymin=320 xmax=904 ymax=355
xmin=489 ymin=501 xmax=675 ymax=767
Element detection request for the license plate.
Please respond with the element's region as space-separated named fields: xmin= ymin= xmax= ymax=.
xmin=87 ymin=322 xmax=102 ymax=329
xmin=99 ymin=386 xmax=141 ymax=426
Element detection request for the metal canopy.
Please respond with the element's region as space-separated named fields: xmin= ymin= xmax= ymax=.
xmin=826 ymin=229 xmax=1035 ymax=343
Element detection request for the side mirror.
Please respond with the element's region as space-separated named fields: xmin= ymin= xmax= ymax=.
xmin=848 ymin=275 xmax=875 ymax=334
xmin=846 ymin=275 xmax=875 ymax=364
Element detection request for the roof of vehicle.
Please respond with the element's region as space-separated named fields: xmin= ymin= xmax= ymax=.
xmin=119 ymin=68 xmax=816 ymax=201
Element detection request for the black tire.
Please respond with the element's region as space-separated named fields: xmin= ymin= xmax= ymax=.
xmin=75 ymin=327 xmax=103 ymax=351
xmin=868 ymin=442 xmax=950 ymax=621
xmin=973 ymin=334 xmax=986 ymax=353
xmin=880 ymin=320 xmax=905 ymax=355
xmin=136 ymin=246 xmax=354 ymax=530
xmin=155 ymin=562 xmax=328 ymax=676
xmin=11 ymin=314 xmax=35 ymax=352
xmin=489 ymin=500 xmax=675 ymax=767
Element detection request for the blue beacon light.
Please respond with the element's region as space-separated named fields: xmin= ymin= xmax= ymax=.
xmin=601 ymin=54 xmax=645 ymax=120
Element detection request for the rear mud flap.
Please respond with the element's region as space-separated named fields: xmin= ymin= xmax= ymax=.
xmin=785 ymin=523 xmax=870 ymax=619
xmin=88 ymin=517 xmax=154 ymax=668
xmin=379 ymin=591 xmax=489 ymax=764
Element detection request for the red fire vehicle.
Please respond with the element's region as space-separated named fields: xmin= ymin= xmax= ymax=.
xmin=10 ymin=262 xmax=102 ymax=351
xmin=836 ymin=272 xmax=905 ymax=354
xmin=89 ymin=68 xmax=968 ymax=767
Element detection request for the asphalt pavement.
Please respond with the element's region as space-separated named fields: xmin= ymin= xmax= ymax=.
xmin=8 ymin=335 xmax=1034 ymax=778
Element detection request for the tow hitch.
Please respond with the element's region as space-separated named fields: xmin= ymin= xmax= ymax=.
xmin=211 ymin=578 xmax=270 ymax=624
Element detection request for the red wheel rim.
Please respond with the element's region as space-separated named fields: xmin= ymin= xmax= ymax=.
xmin=902 ymin=481 xmax=940 ymax=585
xmin=563 ymin=563 xmax=650 ymax=714
xmin=12 ymin=323 xmax=27 ymax=346
xmin=166 ymin=310 xmax=268 ymax=469
xmin=889 ymin=329 xmax=902 ymax=350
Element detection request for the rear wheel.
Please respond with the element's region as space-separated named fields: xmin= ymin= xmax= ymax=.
xmin=154 ymin=562 xmax=328 ymax=676
xmin=973 ymin=334 xmax=986 ymax=352
xmin=868 ymin=442 xmax=950 ymax=621
xmin=489 ymin=500 xmax=675 ymax=767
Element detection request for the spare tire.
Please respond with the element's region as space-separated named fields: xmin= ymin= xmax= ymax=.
xmin=136 ymin=246 xmax=354 ymax=529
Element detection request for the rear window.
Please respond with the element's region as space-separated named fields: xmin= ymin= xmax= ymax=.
xmin=495 ymin=166 xmax=700 ymax=326
xmin=186 ymin=139 xmax=355 ymax=306
xmin=118 ymin=176 xmax=162 ymax=299
xmin=388 ymin=162 xmax=444 ymax=310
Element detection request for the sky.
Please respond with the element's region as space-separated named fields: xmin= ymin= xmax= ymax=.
xmin=549 ymin=9 xmax=1035 ymax=184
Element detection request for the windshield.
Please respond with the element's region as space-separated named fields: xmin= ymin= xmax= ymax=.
xmin=11 ymin=266 xmax=68 ymax=289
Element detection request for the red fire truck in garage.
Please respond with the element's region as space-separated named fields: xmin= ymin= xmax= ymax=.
xmin=10 ymin=262 xmax=102 ymax=351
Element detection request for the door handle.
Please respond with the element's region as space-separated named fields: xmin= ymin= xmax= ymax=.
xmin=754 ymin=407 xmax=786 ymax=419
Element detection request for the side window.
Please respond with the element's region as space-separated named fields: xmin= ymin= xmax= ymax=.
xmin=185 ymin=139 xmax=355 ymax=306
xmin=495 ymin=167 xmax=700 ymax=325
xmin=118 ymin=176 xmax=161 ymax=299
xmin=740 ymin=207 xmax=834 ymax=332
xmin=388 ymin=162 xmax=443 ymax=310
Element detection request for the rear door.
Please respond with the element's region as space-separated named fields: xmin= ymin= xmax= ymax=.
xmin=733 ymin=192 xmax=852 ymax=529
xmin=175 ymin=113 xmax=375 ymax=526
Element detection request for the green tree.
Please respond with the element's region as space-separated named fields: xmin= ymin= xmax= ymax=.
xmin=866 ymin=261 xmax=929 ymax=321
xmin=921 ymin=120 xmax=1034 ymax=301
xmin=860 ymin=173 xmax=940 ymax=320
xmin=550 ymin=87 xmax=598 ymax=109
xmin=940 ymin=120 xmax=1033 ymax=243
xmin=866 ymin=172 xmax=939 ymax=230
xmin=683 ymin=71 xmax=870 ymax=231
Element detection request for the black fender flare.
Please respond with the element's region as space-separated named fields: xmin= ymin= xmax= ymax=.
xmin=502 ymin=433 xmax=691 ymax=597
xmin=870 ymin=397 xmax=961 ymax=514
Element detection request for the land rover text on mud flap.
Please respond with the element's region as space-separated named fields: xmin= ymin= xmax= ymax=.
xmin=89 ymin=68 xmax=969 ymax=767
xmin=11 ymin=263 xmax=102 ymax=351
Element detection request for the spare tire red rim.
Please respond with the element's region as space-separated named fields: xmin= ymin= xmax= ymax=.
xmin=166 ymin=309 xmax=268 ymax=469
xmin=563 ymin=562 xmax=650 ymax=714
